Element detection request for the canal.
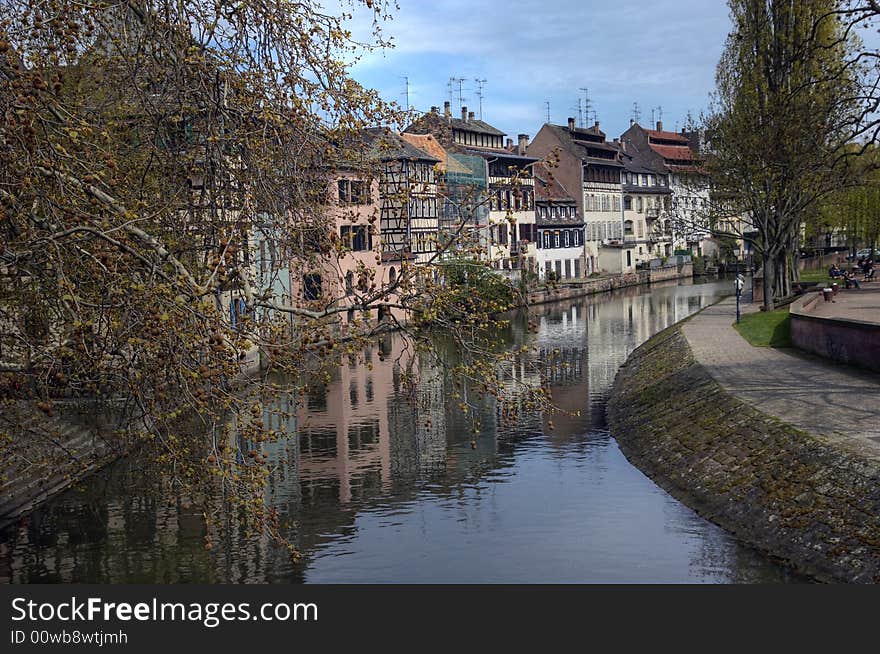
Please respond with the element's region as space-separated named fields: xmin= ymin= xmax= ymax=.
xmin=0 ymin=278 xmax=800 ymax=583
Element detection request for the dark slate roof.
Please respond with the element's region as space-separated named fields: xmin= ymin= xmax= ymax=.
xmin=534 ymin=166 xmax=577 ymax=204
xmin=542 ymin=124 xmax=623 ymax=168
xmin=446 ymin=117 xmax=506 ymax=137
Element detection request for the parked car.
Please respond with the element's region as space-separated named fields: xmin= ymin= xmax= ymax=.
xmin=847 ymin=248 xmax=879 ymax=260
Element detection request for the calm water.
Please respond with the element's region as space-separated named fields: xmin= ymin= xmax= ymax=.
xmin=0 ymin=279 xmax=800 ymax=583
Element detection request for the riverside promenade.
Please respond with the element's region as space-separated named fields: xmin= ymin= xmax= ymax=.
xmin=609 ymin=291 xmax=880 ymax=581
xmin=681 ymin=295 xmax=880 ymax=459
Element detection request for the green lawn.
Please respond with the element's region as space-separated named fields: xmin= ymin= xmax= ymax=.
xmin=797 ymin=269 xmax=834 ymax=284
xmin=733 ymin=307 xmax=792 ymax=347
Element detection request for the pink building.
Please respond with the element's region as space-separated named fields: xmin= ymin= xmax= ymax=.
xmin=290 ymin=129 xmax=441 ymax=329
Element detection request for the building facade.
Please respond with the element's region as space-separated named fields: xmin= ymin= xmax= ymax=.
xmin=620 ymin=121 xmax=710 ymax=255
xmin=404 ymin=103 xmax=538 ymax=276
xmin=533 ymin=164 xmax=585 ymax=281
xmin=528 ymin=118 xmax=623 ymax=275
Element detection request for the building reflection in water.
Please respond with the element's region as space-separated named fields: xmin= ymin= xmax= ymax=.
xmin=0 ymin=278 xmax=798 ymax=584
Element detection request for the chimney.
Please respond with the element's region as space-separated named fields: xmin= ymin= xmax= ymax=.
xmin=518 ymin=133 xmax=529 ymax=156
xmin=468 ymin=111 xmax=475 ymax=121
xmin=430 ymin=105 xmax=439 ymax=114
xmin=506 ymin=138 xmax=513 ymax=149
xmin=461 ymin=106 xmax=468 ymax=121
xmin=568 ymin=117 xmax=576 ymax=130
xmin=630 ymin=118 xmax=635 ymax=126
xmin=656 ymin=120 xmax=663 ymax=131
xmin=594 ymin=121 xmax=600 ymax=130
xmin=444 ymin=101 xmax=451 ymax=118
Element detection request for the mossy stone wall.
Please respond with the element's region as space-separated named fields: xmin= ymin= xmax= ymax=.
xmin=608 ymin=327 xmax=880 ymax=583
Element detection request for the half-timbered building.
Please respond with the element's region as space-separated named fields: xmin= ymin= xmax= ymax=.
xmin=404 ymin=103 xmax=538 ymax=275
xmin=527 ymin=118 xmax=624 ymax=275
xmin=616 ymin=142 xmax=675 ymax=264
xmin=533 ymin=164 xmax=584 ymax=281
xmin=620 ymin=121 xmax=710 ymax=254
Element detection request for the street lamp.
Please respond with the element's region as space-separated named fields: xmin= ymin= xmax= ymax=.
xmin=735 ymin=273 xmax=745 ymax=323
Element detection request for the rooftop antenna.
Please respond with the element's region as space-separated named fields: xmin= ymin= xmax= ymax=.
xmin=400 ymin=75 xmax=410 ymax=112
xmin=573 ymin=98 xmax=583 ymax=128
xmin=474 ymin=78 xmax=487 ymax=119
xmin=632 ymin=102 xmax=642 ymax=124
xmin=579 ymin=87 xmax=591 ymax=128
xmin=449 ymin=76 xmax=467 ymax=109
xmin=651 ymin=107 xmax=655 ymax=125
xmin=657 ymin=105 xmax=663 ymax=125
xmin=544 ymin=100 xmax=551 ymax=123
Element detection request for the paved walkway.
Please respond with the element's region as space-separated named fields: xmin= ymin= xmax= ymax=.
xmin=682 ymin=296 xmax=880 ymax=459
xmin=808 ymin=284 xmax=880 ymax=323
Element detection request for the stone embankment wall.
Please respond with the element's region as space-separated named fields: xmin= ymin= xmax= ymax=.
xmin=790 ymin=292 xmax=880 ymax=373
xmin=608 ymin=326 xmax=880 ymax=583
xmin=0 ymin=401 xmax=135 ymax=530
xmin=527 ymin=263 xmax=692 ymax=306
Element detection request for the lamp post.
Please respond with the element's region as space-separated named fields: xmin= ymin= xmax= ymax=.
xmin=735 ymin=273 xmax=744 ymax=323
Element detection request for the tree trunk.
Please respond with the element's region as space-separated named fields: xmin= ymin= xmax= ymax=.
xmin=762 ymin=252 xmax=775 ymax=311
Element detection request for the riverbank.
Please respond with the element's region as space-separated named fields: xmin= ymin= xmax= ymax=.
xmin=3 ymin=279 xmax=797 ymax=583
xmin=527 ymin=263 xmax=693 ymax=305
xmin=608 ymin=298 xmax=880 ymax=583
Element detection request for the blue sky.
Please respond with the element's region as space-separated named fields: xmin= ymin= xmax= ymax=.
xmin=347 ymin=0 xmax=734 ymax=140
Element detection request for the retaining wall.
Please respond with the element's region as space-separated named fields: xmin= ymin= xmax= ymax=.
xmin=608 ymin=325 xmax=880 ymax=583
xmin=527 ymin=263 xmax=692 ymax=306
xmin=790 ymin=292 xmax=880 ymax=373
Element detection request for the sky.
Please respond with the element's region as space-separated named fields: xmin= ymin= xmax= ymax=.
xmin=344 ymin=0 xmax=734 ymax=140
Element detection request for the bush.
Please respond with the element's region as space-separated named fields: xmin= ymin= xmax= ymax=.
xmin=433 ymin=259 xmax=516 ymax=320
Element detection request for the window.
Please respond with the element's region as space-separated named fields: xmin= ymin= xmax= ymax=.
xmin=303 ymin=274 xmax=322 ymax=301
xmin=338 ymin=179 xmax=370 ymax=204
xmin=573 ymin=230 xmax=580 ymax=247
xmin=543 ymin=231 xmax=550 ymax=249
xmin=554 ymin=231 xmax=560 ymax=248
xmin=624 ymin=220 xmax=634 ymax=236
xmin=636 ymin=197 xmax=643 ymax=212
xmin=624 ymin=195 xmax=632 ymax=211
xmin=563 ymin=231 xmax=570 ymax=247
xmin=340 ymin=225 xmax=372 ymax=252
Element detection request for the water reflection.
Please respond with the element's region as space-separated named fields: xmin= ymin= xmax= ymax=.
xmin=0 ymin=279 xmax=802 ymax=583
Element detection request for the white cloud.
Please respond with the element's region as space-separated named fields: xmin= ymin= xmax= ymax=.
xmin=341 ymin=0 xmax=733 ymax=137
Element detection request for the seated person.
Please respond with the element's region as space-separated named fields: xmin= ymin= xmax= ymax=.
xmin=844 ymin=271 xmax=861 ymax=289
xmin=865 ymin=265 xmax=876 ymax=281
xmin=828 ymin=264 xmax=843 ymax=278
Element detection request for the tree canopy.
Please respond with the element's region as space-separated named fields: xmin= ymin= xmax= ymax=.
xmin=0 ymin=1 xmax=545 ymax=553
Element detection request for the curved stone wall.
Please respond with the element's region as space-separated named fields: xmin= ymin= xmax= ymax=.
xmin=608 ymin=326 xmax=880 ymax=583
xmin=790 ymin=293 xmax=880 ymax=373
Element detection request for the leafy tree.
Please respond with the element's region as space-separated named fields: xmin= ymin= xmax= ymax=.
xmin=700 ymin=0 xmax=869 ymax=309
xmin=816 ymin=146 xmax=880 ymax=252
xmin=0 ymin=1 xmax=548 ymax=554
